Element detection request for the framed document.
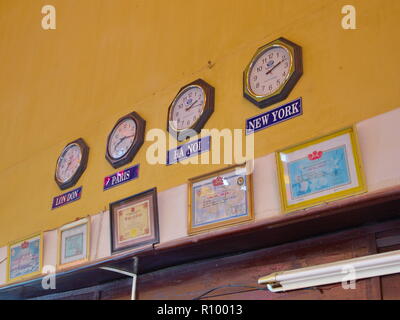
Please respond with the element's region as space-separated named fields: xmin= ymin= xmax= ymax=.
xmin=276 ymin=127 xmax=366 ymax=214
xmin=7 ymin=233 xmax=43 ymax=283
xmin=110 ymin=188 xmax=159 ymax=254
xmin=188 ymin=163 xmax=254 ymax=235
xmin=58 ymin=217 xmax=90 ymax=269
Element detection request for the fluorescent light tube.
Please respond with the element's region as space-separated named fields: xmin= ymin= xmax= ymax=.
xmin=258 ymin=249 xmax=400 ymax=292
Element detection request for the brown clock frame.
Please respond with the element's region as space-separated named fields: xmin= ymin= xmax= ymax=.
xmin=55 ymin=138 xmax=89 ymax=190
xmin=243 ymin=37 xmax=303 ymax=109
xmin=167 ymin=79 xmax=215 ymax=142
xmin=105 ymin=111 xmax=146 ymax=169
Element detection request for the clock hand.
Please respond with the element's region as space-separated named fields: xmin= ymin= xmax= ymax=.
xmin=114 ymin=135 xmax=135 ymax=151
xmin=265 ymin=60 xmax=283 ymax=75
xmin=185 ymin=100 xmax=199 ymax=111
xmin=265 ymin=60 xmax=283 ymax=76
xmin=65 ymin=160 xmax=72 ymax=175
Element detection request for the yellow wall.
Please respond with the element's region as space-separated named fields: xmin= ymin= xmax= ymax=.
xmin=0 ymin=0 xmax=399 ymax=246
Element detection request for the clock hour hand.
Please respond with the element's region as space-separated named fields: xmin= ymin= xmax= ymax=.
xmin=185 ymin=100 xmax=199 ymax=111
xmin=265 ymin=60 xmax=283 ymax=76
xmin=64 ymin=160 xmax=72 ymax=176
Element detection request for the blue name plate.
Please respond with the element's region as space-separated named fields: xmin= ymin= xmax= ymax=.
xmin=167 ymin=136 xmax=211 ymax=165
xmin=52 ymin=186 xmax=82 ymax=210
xmin=246 ymin=97 xmax=303 ymax=135
xmin=103 ymin=165 xmax=139 ymax=191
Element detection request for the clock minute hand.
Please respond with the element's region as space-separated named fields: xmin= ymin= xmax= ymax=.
xmin=265 ymin=59 xmax=284 ymax=76
xmin=114 ymin=135 xmax=135 ymax=151
xmin=185 ymin=100 xmax=199 ymax=111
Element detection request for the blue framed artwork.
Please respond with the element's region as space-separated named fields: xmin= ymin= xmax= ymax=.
xmin=7 ymin=233 xmax=43 ymax=283
xmin=276 ymin=127 xmax=366 ymax=213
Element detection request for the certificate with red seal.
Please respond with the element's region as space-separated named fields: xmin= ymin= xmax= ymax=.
xmin=110 ymin=188 xmax=159 ymax=254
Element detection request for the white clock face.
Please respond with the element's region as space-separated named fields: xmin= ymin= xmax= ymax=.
xmin=248 ymin=45 xmax=292 ymax=97
xmin=170 ymin=85 xmax=206 ymax=131
xmin=108 ymin=118 xmax=137 ymax=159
xmin=56 ymin=144 xmax=82 ymax=183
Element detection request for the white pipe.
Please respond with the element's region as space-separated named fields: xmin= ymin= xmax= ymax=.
xmin=100 ymin=267 xmax=138 ymax=300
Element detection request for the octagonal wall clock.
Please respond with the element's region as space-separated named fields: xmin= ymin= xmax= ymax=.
xmin=167 ymin=79 xmax=215 ymax=142
xmin=243 ymin=37 xmax=303 ymax=109
xmin=106 ymin=111 xmax=146 ymax=169
xmin=55 ymin=138 xmax=89 ymax=190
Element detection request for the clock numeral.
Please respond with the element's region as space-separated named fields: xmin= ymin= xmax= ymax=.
xmin=256 ymin=66 xmax=263 ymax=72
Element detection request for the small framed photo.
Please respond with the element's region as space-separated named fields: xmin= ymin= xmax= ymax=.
xmin=7 ymin=233 xmax=43 ymax=283
xmin=276 ymin=126 xmax=367 ymax=214
xmin=58 ymin=217 xmax=90 ymax=269
xmin=188 ymin=163 xmax=254 ymax=235
xmin=110 ymin=188 xmax=159 ymax=254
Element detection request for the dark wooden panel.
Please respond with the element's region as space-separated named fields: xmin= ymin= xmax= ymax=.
xmin=135 ymin=233 xmax=378 ymax=300
xmin=381 ymin=273 xmax=400 ymax=300
xmin=203 ymin=279 xmax=378 ymax=300
xmin=4 ymin=186 xmax=400 ymax=300
xmin=378 ymin=243 xmax=400 ymax=300
xmin=376 ymin=228 xmax=400 ymax=249
xmin=32 ymin=218 xmax=400 ymax=300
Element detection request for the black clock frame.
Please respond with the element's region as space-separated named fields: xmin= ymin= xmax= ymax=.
xmin=105 ymin=111 xmax=146 ymax=169
xmin=55 ymin=138 xmax=89 ymax=190
xmin=167 ymin=79 xmax=215 ymax=142
xmin=243 ymin=37 xmax=303 ymax=109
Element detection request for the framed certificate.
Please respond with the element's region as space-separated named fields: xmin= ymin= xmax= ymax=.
xmin=7 ymin=233 xmax=43 ymax=283
xmin=58 ymin=217 xmax=90 ymax=269
xmin=188 ymin=163 xmax=254 ymax=235
xmin=110 ymin=188 xmax=159 ymax=254
xmin=276 ymin=127 xmax=366 ymax=214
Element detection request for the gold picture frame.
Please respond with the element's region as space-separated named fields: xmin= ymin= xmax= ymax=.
xmin=276 ymin=126 xmax=367 ymax=214
xmin=7 ymin=232 xmax=43 ymax=284
xmin=188 ymin=163 xmax=254 ymax=235
xmin=57 ymin=217 xmax=90 ymax=270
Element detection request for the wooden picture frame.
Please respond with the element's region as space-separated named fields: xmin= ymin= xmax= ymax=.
xmin=109 ymin=188 xmax=159 ymax=254
xmin=58 ymin=217 xmax=90 ymax=270
xmin=188 ymin=163 xmax=254 ymax=235
xmin=7 ymin=233 xmax=43 ymax=283
xmin=276 ymin=126 xmax=367 ymax=214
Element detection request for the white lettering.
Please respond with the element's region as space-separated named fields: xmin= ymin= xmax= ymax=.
xmin=41 ymin=5 xmax=56 ymax=30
